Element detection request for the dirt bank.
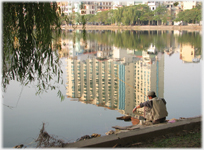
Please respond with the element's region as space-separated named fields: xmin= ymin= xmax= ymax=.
xmin=62 ymin=25 xmax=202 ymax=31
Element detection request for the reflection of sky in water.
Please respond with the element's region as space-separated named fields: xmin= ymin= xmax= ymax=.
xmin=164 ymin=53 xmax=202 ymax=119
xmin=3 ymin=59 xmax=133 ymax=147
xmin=3 ymin=52 xmax=202 ymax=147
xmin=3 ymin=46 xmax=202 ymax=148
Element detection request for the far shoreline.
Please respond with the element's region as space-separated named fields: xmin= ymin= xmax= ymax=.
xmin=61 ymin=24 xmax=202 ymax=31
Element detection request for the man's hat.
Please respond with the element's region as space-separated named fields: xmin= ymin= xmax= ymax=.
xmin=147 ymin=91 xmax=156 ymax=97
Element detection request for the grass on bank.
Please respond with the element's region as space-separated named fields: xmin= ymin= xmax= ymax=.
xmin=148 ymin=130 xmax=201 ymax=148
xmin=119 ymin=126 xmax=201 ymax=148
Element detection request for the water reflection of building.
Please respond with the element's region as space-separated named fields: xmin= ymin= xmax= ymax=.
xmin=66 ymin=46 xmax=165 ymax=118
xmin=63 ymin=30 xmax=202 ymax=121
xmin=59 ymin=37 xmax=71 ymax=58
xmin=165 ymin=31 xmax=201 ymax=63
xmin=112 ymin=46 xmax=138 ymax=63
xmin=66 ymin=57 xmax=119 ymax=109
xmin=120 ymin=49 xmax=164 ymax=117
xmin=96 ymin=43 xmax=113 ymax=59
xmin=180 ymin=43 xmax=201 ymax=63
xmin=122 ymin=51 xmax=165 ymax=116
xmin=65 ymin=31 xmax=113 ymax=59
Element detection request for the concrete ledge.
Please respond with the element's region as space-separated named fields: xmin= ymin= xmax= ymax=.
xmin=63 ymin=117 xmax=201 ymax=148
xmin=61 ymin=25 xmax=202 ymax=31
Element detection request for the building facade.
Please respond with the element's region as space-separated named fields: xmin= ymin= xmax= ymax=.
xmin=80 ymin=1 xmax=98 ymax=15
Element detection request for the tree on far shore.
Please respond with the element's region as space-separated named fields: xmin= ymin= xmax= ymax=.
xmin=174 ymin=3 xmax=202 ymax=24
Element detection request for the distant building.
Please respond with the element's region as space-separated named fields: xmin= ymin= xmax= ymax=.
xmin=97 ymin=1 xmax=113 ymax=12
xmin=127 ymin=1 xmax=135 ymax=6
xmin=80 ymin=1 xmax=98 ymax=15
xmin=73 ymin=2 xmax=81 ymax=14
xmin=147 ymin=1 xmax=160 ymax=11
xmin=180 ymin=1 xmax=197 ymax=10
xmin=57 ymin=1 xmax=199 ymax=16
xmin=134 ymin=1 xmax=146 ymax=5
xmin=127 ymin=1 xmax=146 ymax=6
xmin=57 ymin=1 xmax=73 ymax=15
xmin=112 ymin=1 xmax=127 ymax=10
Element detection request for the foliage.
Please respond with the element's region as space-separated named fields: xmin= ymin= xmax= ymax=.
xmin=3 ymin=2 xmax=65 ymax=100
xmin=60 ymin=2 xmax=201 ymax=26
xmin=76 ymin=3 xmax=201 ymax=26
xmin=153 ymin=5 xmax=168 ymax=24
xmin=140 ymin=7 xmax=154 ymax=25
xmin=174 ymin=4 xmax=202 ymax=23
xmin=59 ymin=15 xmax=70 ymax=25
xmin=79 ymin=4 xmax=175 ymax=25
xmin=84 ymin=14 xmax=95 ymax=24
xmin=113 ymin=8 xmax=123 ymax=25
xmin=96 ymin=10 xmax=112 ymax=24
xmin=113 ymin=4 xmax=152 ymax=25
xmin=173 ymin=2 xmax=179 ymax=6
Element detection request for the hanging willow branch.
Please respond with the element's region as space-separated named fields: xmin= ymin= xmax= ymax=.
xmin=3 ymin=2 xmax=65 ymax=100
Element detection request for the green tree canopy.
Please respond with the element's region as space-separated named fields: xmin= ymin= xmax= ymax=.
xmin=174 ymin=4 xmax=202 ymax=23
xmin=153 ymin=5 xmax=168 ymax=24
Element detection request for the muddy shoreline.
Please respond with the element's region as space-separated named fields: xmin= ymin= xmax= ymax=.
xmin=61 ymin=25 xmax=202 ymax=31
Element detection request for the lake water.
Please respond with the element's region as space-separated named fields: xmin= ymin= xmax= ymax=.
xmin=2 ymin=30 xmax=202 ymax=148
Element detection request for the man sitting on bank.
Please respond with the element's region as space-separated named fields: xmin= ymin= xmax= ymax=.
xmin=132 ymin=91 xmax=168 ymax=124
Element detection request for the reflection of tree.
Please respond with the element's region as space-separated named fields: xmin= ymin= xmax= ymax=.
xmin=85 ymin=30 xmax=168 ymax=51
xmin=3 ymin=2 xmax=64 ymax=100
xmin=79 ymin=30 xmax=201 ymax=55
